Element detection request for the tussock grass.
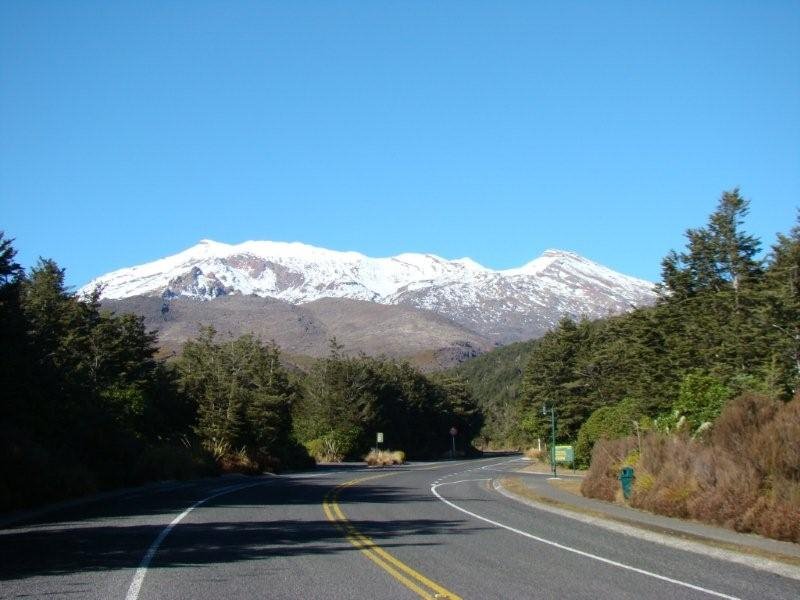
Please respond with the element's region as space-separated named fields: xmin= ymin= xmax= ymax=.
xmin=305 ymin=438 xmax=345 ymax=463
xmin=218 ymin=448 xmax=261 ymax=475
xmin=524 ymin=447 xmax=545 ymax=462
xmin=365 ymin=449 xmax=406 ymax=466
xmin=582 ymin=393 xmax=800 ymax=543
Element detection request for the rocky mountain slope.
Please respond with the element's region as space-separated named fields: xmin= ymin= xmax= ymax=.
xmin=85 ymin=240 xmax=657 ymax=347
xmin=102 ymin=295 xmax=490 ymax=370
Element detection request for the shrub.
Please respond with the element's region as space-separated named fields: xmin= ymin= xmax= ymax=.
xmin=365 ymin=449 xmax=406 ymax=466
xmin=305 ymin=428 xmax=360 ymax=463
xmin=524 ymin=447 xmax=545 ymax=462
xmin=218 ymin=447 xmax=261 ymax=475
xmin=673 ymin=371 xmax=732 ymax=430
xmin=631 ymin=433 xmax=698 ymax=518
xmin=575 ymin=398 xmax=645 ymax=467
xmin=269 ymin=437 xmax=315 ymax=471
xmin=582 ymin=392 xmax=800 ymax=543
xmin=580 ymin=436 xmax=638 ymax=502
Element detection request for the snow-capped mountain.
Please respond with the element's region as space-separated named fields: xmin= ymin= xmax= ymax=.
xmin=83 ymin=239 xmax=656 ymax=343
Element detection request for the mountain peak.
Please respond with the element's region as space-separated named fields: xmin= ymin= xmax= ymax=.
xmin=452 ymin=257 xmax=487 ymax=271
xmin=541 ymin=248 xmax=581 ymax=259
xmin=503 ymin=248 xmax=577 ymax=276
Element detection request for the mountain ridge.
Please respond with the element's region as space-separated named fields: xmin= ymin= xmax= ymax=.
xmin=83 ymin=239 xmax=657 ymax=345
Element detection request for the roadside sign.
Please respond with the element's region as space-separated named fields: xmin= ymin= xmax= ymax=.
xmin=376 ymin=432 xmax=384 ymax=444
xmin=449 ymin=427 xmax=458 ymax=436
xmin=554 ymin=445 xmax=574 ymax=463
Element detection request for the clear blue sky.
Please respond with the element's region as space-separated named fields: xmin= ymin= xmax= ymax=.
xmin=2 ymin=1 xmax=798 ymax=287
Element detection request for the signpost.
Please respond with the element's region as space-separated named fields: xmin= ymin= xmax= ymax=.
xmin=376 ymin=432 xmax=384 ymax=450
xmin=542 ymin=403 xmax=557 ymax=478
xmin=449 ymin=426 xmax=457 ymax=458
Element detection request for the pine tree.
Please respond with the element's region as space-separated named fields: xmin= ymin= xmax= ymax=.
xmin=761 ymin=212 xmax=800 ymax=394
xmin=178 ymin=329 xmax=300 ymax=464
xmin=518 ymin=318 xmax=587 ymax=440
xmin=0 ymin=234 xmax=28 ymax=424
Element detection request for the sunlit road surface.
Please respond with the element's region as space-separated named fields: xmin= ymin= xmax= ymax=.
xmin=1 ymin=456 xmax=798 ymax=599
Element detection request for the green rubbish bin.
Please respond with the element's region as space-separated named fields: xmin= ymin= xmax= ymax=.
xmin=619 ymin=466 xmax=635 ymax=499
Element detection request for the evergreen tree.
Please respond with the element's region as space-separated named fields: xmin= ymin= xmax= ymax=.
xmin=761 ymin=212 xmax=800 ymax=393
xmin=177 ymin=329 xmax=302 ymax=466
xmin=518 ymin=318 xmax=587 ymax=441
xmin=0 ymin=233 xmax=28 ymax=423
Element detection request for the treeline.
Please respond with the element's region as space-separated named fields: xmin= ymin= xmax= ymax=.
xmin=0 ymin=235 xmax=480 ymax=511
xmin=468 ymin=190 xmax=799 ymax=456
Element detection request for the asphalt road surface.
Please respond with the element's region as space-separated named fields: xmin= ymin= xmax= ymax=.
xmin=1 ymin=456 xmax=798 ymax=599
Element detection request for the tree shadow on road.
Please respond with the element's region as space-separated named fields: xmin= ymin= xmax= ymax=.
xmin=0 ymin=475 xmax=489 ymax=582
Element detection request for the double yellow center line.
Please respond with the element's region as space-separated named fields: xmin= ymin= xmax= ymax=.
xmin=323 ymin=473 xmax=462 ymax=600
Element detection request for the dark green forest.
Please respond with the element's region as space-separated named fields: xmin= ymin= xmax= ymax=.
xmin=0 ymin=238 xmax=480 ymax=511
xmin=457 ymin=190 xmax=799 ymax=465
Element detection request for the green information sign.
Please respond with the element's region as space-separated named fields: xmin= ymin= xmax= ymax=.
xmin=554 ymin=445 xmax=574 ymax=463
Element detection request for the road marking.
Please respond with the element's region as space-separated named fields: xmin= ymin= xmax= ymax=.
xmin=433 ymin=478 xmax=492 ymax=487
xmin=125 ymin=480 xmax=270 ymax=600
xmin=324 ymin=474 xmax=462 ymax=600
xmin=430 ymin=479 xmax=741 ymax=600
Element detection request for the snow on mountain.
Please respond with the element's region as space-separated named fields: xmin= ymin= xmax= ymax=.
xmin=82 ymin=240 xmax=657 ymax=342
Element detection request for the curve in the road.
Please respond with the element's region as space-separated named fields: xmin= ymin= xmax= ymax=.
xmin=430 ymin=460 xmax=741 ymax=600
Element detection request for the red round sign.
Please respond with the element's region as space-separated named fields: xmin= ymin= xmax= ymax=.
xmin=449 ymin=427 xmax=458 ymax=436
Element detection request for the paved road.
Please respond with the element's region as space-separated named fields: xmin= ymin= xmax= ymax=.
xmin=1 ymin=456 xmax=798 ymax=599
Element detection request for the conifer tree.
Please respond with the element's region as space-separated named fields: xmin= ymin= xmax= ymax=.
xmin=0 ymin=234 xmax=28 ymax=426
xmin=178 ymin=329 xmax=300 ymax=465
xmin=762 ymin=212 xmax=800 ymax=393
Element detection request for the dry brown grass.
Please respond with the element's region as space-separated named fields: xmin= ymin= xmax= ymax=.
xmin=218 ymin=448 xmax=261 ymax=475
xmin=580 ymin=437 xmax=638 ymax=502
xmin=583 ymin=393 xmax=800 ymax=543
xmin=524 ymin=447 xmax=545 ymax=462
xmin=365 ymin=449 xmax=406 ymax=466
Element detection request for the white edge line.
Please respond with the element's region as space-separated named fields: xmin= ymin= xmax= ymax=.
xmin=125 ymin=480 xmax=269 ymax=600
xmin=430 ymin=480 xmax=741 ymax=600
xmin=434 ymin=478 xmax=492 ymax=486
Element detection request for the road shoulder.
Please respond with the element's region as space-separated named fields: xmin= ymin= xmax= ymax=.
xmin=494 ymin=473 xmax=800 ymax=582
